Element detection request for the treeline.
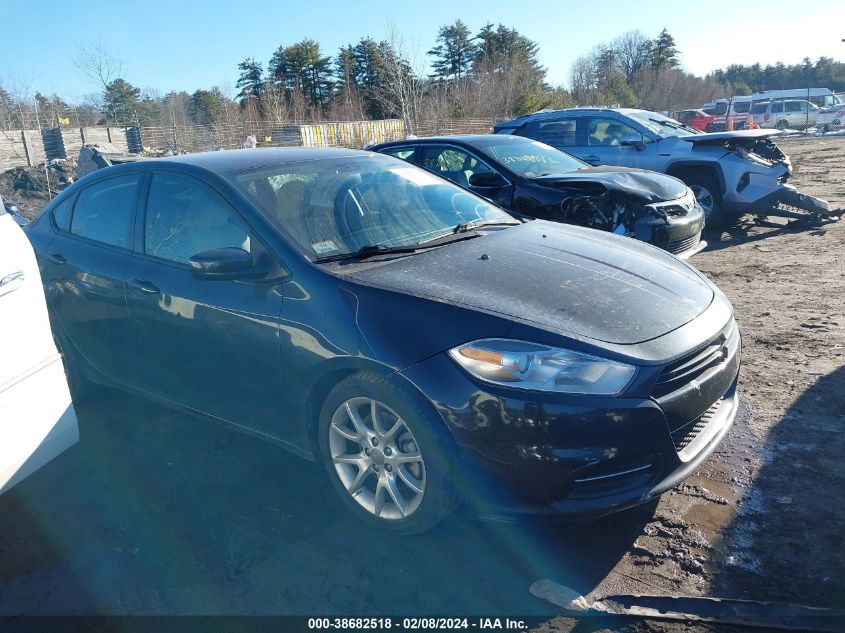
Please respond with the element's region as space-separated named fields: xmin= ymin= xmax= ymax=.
xmin=712 ymin=58 xmax=845 ymax=95
xmin=1 ymin=22 xmax=843 ymax=134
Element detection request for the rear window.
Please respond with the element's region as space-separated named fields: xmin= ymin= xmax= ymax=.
xmin=527 ymin=120 xmax=578 ymax=147
xmin=71 ymin=175 xmax=142 ymax=248
xmin=751 ymin=102 xmax=769 ymax=114
xmin=733 ymin=102 xmax=751 ymax=114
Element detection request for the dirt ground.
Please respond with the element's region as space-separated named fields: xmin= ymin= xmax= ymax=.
xmin=1 ymin=138 xmax=843 ymax=630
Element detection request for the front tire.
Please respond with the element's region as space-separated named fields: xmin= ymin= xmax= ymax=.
xmin=682 ymin=173 xmax=729 ymax=228
xmin=317 ymin=372 xmax=458 ymax=534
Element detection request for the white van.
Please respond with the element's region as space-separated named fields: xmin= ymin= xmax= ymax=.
xmin=0 ymin=196 xmax=79 ymax=495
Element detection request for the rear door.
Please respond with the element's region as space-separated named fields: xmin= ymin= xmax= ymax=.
xmin=40 ymin=173 xmax=143 ymax=385
xmin=0 ymin=211 xmax=78 ymax=494
xmin=517 ymin=117 xmax=586 ymax=160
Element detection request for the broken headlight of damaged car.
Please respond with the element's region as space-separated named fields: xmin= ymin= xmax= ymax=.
xmin=561 ymin=186 xmax=699 ymax=242
xmin=449 ymin=339 xmax=637 ymax=395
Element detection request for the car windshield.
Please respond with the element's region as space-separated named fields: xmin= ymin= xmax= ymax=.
xmin=476 ymin=138 xmax=585 ymax=177
xmin=627 ymin=111 xmax=700 ymax=138
xmin=227 ymin=154 xmax=515 ymax=260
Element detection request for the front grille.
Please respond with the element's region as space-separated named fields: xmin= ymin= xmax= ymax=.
xmin=671 ymin=399 xmax=721 ymax=451
xmin=653 ymin=323 xmax=735 ymax=398
xmin=666 ymin=233 xmax=701 ymax=255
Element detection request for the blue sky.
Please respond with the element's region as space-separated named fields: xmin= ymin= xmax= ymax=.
xmin=3 ymin=0 xmax=843 ymax=102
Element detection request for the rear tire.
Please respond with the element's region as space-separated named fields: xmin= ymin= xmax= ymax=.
xmin=54 ymin=336 xmax=96 ymax=404
xmin=317 ymin=372 xmax=458 ymax=534
xmin=776 ymin=119 xmax=789 ymax=130
xmin=682 ymin=173 xmax=729 ymax=229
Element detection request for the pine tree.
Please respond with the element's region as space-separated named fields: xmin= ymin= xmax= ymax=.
xmin=428 ymin=20 xmax=475 ymax=80
xmin=235 ymin=58 xmax=264 ymax=104
xmin=650 ymin=29 xmax=680 ymax=70
xmin=103 ymin=78 xmax=141 ymax=124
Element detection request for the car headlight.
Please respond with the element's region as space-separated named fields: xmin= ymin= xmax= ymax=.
xmin=448 ymin=339 xmax=637 ymax=395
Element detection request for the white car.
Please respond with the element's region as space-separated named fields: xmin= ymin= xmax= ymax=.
xmin=0 ymin=195 xmax=79 ymax=495
xmin=816 ymin=105 xmax=845 ymax=133
xmin=748 ymin=100 xmax=820 ymax=130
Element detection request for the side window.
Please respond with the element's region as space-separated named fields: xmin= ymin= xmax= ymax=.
xmin=713 ymin=103 xmax=728 ymax=115
xmin=144 ymin=173 xmax=250 ymax=264
xmin=785 ymin=101 xmax=800 ymax=113
xmin=527 ymin=119 xmax=578 ymax=148
xmin=733 ymin=102 xmax=750 ymax=114
xmin=587 ymin=118 xmax=642 ymax=147
xmin=51 ymin=196 xmax=74 ymax=232
xmin=419 ymin=146 xmax=492 ymax=188
xmin=71 ymin=174 xmax=142 ymax=248
xmin=384 ymin=147 xmax=417 ymax=162
xmin=771 ymin=101 xmax=784 ymax=113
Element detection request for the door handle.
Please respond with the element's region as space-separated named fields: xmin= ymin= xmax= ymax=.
xmin=129 ymin=278 xmax=160 ymax=294
xmin=0 ymin=270 xmax=25 ymax=298
xmin=46 ymin=253 xmax=67 ymax=265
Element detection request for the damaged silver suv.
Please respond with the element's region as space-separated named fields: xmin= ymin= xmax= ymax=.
xmin=495 ymin=108 xmax=836 ymax=226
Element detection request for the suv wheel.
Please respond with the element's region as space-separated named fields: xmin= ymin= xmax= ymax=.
xmin=683 ymin=174 xmax=728 ymax=228
xmin=317 ymin=372 xmax=458 ymax=534
xmin=776 ymin=119 xmax=789 ymax=130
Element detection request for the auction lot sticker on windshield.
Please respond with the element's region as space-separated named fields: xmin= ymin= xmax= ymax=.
xmin=312 ymin=240 xmax=339 ymax=254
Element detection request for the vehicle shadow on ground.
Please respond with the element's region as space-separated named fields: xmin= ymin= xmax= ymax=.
xmin=709 ymin=365 xmax=845 ymax=608
xmin=702 ymin=218 xmax=832 ymax=253
xmin=0 ymin=389 xmax=656 ymax=615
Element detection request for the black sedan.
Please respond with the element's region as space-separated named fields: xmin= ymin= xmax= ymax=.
xmin=371 ymin=135 xmax=706 ymax=259
xmin=27 ymin=148 xmax=740 ymax=533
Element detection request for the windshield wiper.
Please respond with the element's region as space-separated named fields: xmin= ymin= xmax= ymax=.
xmin=453 ymin=219 xmax=520 ymax=233
xmin=313 ymin=243 xmax=421 ymax=263
xmin=314 ymin=231 xmax=486 ymax=264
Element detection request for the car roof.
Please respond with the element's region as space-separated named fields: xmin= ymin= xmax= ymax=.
xmin=141 ymin=146 xmax=369 ymax=174
xmin=374 ymin=134 xmax=529 ymax=149
xmin=496 ymin=107 xmax=649 ymax=127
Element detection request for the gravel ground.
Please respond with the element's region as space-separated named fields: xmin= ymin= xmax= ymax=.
xmin=1 ymin=137 xmax=843 ymax=630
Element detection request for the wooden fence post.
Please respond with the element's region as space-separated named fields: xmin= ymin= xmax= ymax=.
xmin=21 ymin=130 xmax=33 ymax=167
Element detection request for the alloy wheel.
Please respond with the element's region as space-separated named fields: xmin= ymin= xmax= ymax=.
xmin=328 ymin=397 xmax=426 ymax=520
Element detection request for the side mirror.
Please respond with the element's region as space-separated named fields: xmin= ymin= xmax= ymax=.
xmin=619 ymin=134 xmax=646 ymax=151
xmin=189 ymin=247 xmax=255 ymax=280
xmin=468 ymin=170 xmax=507 ymax=188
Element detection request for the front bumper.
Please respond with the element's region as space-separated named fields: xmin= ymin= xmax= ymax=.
xmin=639 ymin=203 xmax=706 ymax=259
xmin=399 ymin=321 xmax=740 ymax=521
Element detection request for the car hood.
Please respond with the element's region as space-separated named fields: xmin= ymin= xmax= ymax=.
xmin=533 ymin=166 xmax=688 ymax=203
xmin=345 ymin=221 xmax=714 ymax=345
xmin=679 ymin=129 xmax=782 ymax=145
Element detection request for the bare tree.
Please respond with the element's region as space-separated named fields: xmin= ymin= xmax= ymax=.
xmin=374 ymin=22 xmax=427 ymax=134
xmin=74 ymin=40 xmax=123 ymax=90
xmin=612 ymin=31 xmax=652 ymax=82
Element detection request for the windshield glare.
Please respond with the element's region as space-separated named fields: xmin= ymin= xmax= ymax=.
xmin=228 ymin=155 xmax=514 ymax=259
xmin=627 ymin=111 xmax=699 ymax=138
xmin=478 ymin=138 xmax=585 ymax=177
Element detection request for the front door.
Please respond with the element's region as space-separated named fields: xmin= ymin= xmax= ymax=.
xmin=418 ymin=145 xmax=513 ymax=208
xmin=123 ymin=171 xmax=288 ymax=438
xmin=581 ymin=116 xmax=651 ymax=168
